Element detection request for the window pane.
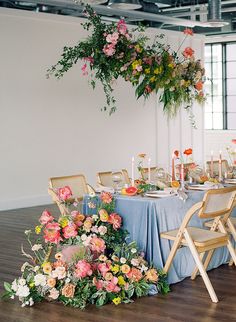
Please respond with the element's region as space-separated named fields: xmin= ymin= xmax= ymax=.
xmin=227 ymin=96 xmax=236 ymax=112
xmin=205 ymin=62 xmax=212 ymax=78
xmin=212 ymin=44 xmax=222 ymax=62
xmin=212 ymin=96 xmax=223 ymax=112
xmin=212 ymin=62 xmax=222 ymax=79
xmin=205 ymin=45 xmax=211 ymax=63
xmin=205 ymin=113 xmax=213 ymax=129
xmin=205 ymin=79 xmax=212 ymax=95
xmin=212 ymin=79 xmax=222 ymax=95
xmin=226 ymin=44 xmax=236 ymax=61
xmin=227 ymin=113 xmax=236 ymax=129
xmin=227 ymin=62 xmax=236 ymax=78
xmin=227 ymin=79 xmax=236 ymax=95
xmin=213 ymin=113 xmax=223 ymax=129
xmin=205 ymin=97 xmax=212 ymax=113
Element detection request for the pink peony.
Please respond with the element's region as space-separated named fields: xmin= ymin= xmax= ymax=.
xmin=100 ymin=192 xmax=113 ymax=204
xmin=63 ymin=223 xmax=78 ymax=239
xmin=74 ymin=260 xmax=93 ymax=278
xmin=89 ymin=236 xmax=106 ymax=253
xmin=105 ymin=278 xmax=121 ymax=293
xmin=39 ymin=210 xmax=54 ymax=225
xmin=106 ymin=32 xmax=119 ymax=45
xmin=58 ymin=186 xmax=73 ymax=201
xmin=103 ymin=43 xmax=116 ymax=56
xmin=93 ymin=277 xmax=104 ymax=290
xmin=84 ymin=56 xmax=94 ymax=65
xmin=97 ymin=262 xmax=110 ymax=277
xmin=126 ymin=267 xmax=143 ymax=282
xmin=44 ymin=222 xmax=62 ymax=244
xmin=108 ymin=213 xmax=122 ymax=230
xmin=117 ymin=19 xmax=127 ymax=35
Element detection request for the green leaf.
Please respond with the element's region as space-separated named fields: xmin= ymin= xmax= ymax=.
xmin=3 ymin=282 xmax=12 ymax=293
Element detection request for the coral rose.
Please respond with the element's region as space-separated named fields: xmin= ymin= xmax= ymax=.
xmin=183 ymin=47 xmax=195 ymax=58
xmin=58 ymin=186 xmax=73 ymax=201
xmin=74 ymin=260 xmax=93 ymax=278
xmin=39 ymin=210 xmax=54 ymax=225
xmin=99 ymin=209 xmax=109 ymax=222
xmin=145 ymin=268 xmax=159 ymax=282
xmin=63 ymin=223 xmax=78 ymax=239
xmin=61 ymin=283 xmax=76 ymax=298
xmin=90 ymin=236 xmax=106 ymax=253
xmin=108 ymin=213 xmax=122 ymax=230
xmin=44 ymin=222 xmax=62 ymax=244
xmin=100 ymin=192 xmax=113 ymax=204
xmin=195 ymin=81 xmax=203 ymax=91
xmin=126 ymin=267 xmax=143 ymax=282
xmin=183 ymin=28 xmax=193 ymax=36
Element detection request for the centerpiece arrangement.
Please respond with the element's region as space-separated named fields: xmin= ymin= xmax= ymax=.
xmin=47 ymin=5 xmax=206 ymax=123
xmin=2 ymin=191 xmax=169 ymax=309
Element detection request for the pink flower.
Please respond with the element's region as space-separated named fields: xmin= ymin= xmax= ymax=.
xmin=105 ymin=279 xmax=121 ymax=293
xmin=58 ymin=186 xmax=73 ymax=201
xmin=183 ymin=47 xmax=195 ymax=58
xmin=145 ymin=85 xmax=152 ymax=94
xmin=117 ymin=19 xmax=127 ymax=35
xmin=103 ymin=43 xmax=116 ymax=56
xmin=100 ymin=191 xmax=113 ymax=204
xmin=44 ymin=222 xmax=62 ymax=244
xmin=93 ymin=277 xmax=104 ymax=290
xmin=126 ymin=267 xmax=143 ymax=282
xmin=90 ymin=236 xmax=106 ymax=253
xmin=63 ymin=223 xmax=78 ymax=239
xmin=97 ymin=262 xmax=110 ymax=277
xmin=98 ymin=225 xmax=107 ymax=236
xmin=108 ymin=213 xmax=122 ymax=230
xmin=143 ymin=57 xmax=152 ymax=65
xmin=39 ymin=210 xmax=54 ymax=225
xmin=74 ymin=260 xmax=93 ymax=278
xmin=84 ymin=56 xmax=94 ymax=65
xmin=136 ymin=65 xmax=143 ymax=72
xmin=183 ymin=28 xmax=194 ymax=36
xmin=106 ymin=32 xmax=119 ymax=45
xmin=232 ymin=139 xmax=236 ymax=144
xmin=81 ymin=63 xmax=88 ymax=76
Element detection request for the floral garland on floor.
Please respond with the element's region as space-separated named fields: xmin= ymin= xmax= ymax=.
xmin=47 ymin=5 xmax=206 ymax=122
xmin=2 ymin=191 xmax=169 ymax=309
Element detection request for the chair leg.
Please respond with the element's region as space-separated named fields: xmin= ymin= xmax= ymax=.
xmin=184 ymin=230 xmax=218 ymax=303
xmin=191 ymin=252 xmax=205 ymax=280
xmin=226 ymin=240 xmax=236 ymax=266
xmin=163 ymin=238 xmax=182 ymax=274
xmin=227 ymin=219 xmax=236 ymax=266
xmin=191 ymin=249 xmax=215 ymax=280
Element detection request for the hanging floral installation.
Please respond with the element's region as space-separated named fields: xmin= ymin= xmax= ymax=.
xmin=47 ymin=5 xmax=206 ymax=121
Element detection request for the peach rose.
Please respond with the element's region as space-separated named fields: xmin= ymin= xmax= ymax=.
xmin=145 ymin=268 xmax=159 ymax=283
xmin=61 ymin=283 xmax=76 ymax=298
xmin=105 ymin=272 xmax=113 ymax=281
xmin=47 ymin=278 xmax=56 ymax=288
xmin=121 ymin=264 xmax=130 ymax=274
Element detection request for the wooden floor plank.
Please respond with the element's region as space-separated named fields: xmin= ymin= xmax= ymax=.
xmin=0 ymin=204 xmax=236 ymax=322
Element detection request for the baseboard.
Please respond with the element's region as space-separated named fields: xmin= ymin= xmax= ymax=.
xmin=0 ymin=194 xmax=53 ymax=211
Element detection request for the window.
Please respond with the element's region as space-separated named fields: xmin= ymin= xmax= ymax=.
xmin=204 ymin=42 xmax=236 ymax=130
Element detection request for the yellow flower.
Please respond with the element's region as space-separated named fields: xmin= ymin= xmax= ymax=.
xmin=111 ymin=264 xmax=120 ymax=274
xmin=144 ymin=68 xmax=150 ymax=74
xmin=99 ymin=209 xmax=109 ymax=222
xmin=132 ymin=59 xmax=142 ymax=70
xmin=42 ymin=262 xmax=52 ymax=275
xmin=112 ymin=297 xmax=121 ymax=305
xmin=185 ymin=80 xmax=191 ymax=87
xmin=118 ymin=276 xmax=126 ymax=286
xmin=59 ymin=217 xmax=69 ymax=228
xmin=154 ymin=68 xmax=160 ymax=74
xmin=35 ymin=226 xmax=41 ymax=234
xmin=150 ymin=76 xmax=156 ymax=83
xmin=29 ymin=282 xmax=35 ymax=288
xmin=121 ymin=264 xmax=131 ymax=274
xmin=168 ymin=63 xmax=174 ymax=68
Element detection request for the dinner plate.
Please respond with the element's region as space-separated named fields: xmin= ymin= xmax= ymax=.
xmin=145 ymin=191 xmax=177 ymax=198
xmin=187 ymin=184 xmax=213 ymax=191
xmin=224 ymin=179 xmax=236 ymax=184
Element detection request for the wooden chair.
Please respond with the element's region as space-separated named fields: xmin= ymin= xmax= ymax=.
xmin=206 ymin=159 xmax=229 ymax=176
xmin=48 ymin=174 xmax=92 ymax=216
xmin=97 ymin=169 xmax=131 ymax=188
xmin=161 ymin=186 xmax=236 ymax=303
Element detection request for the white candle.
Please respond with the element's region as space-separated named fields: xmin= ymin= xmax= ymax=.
xmin=210 ymin=150 xmax=214 ymax=178
xmin=219 ymin=151 xmax=222 ymax=180
xmin=148 ymin=158 xmax=151 ymax=183
xmin=172 ymin=153 xmax=175 ymax=181
xmin=181 ymin=163 xmax=184 ymax=182
xmin=131 ymin=156 xmax=135 ymax=186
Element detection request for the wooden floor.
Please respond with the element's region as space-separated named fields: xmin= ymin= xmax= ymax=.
xmin=0 ymin=205 xmax=236 ymax=322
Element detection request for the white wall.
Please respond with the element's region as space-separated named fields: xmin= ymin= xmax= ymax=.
xmin=0 ymin=8 xmax=205 ymax=210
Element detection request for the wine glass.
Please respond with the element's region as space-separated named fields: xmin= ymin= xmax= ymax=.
xmin=111 ymin=170 xmax=123 ymax=194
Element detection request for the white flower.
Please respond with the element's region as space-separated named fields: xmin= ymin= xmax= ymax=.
xmin=21 ymin=303 xmax=26 ymax=307
xmin=92 ymin=214 xmax=99 ymax=221
xmin=24 ymin=230 xmax=31 ymax=235
xmin=131 ymin=258 xmax=139 ymax=267
xmin=29 ymin=298 xmax=34 ymax=306
xmin=91 ymin=225 xmax=99 ymax=233
xmin=10 ymin=295 xmax=14 ymax=299
xmin=81 ymin=234 xmax=87 ymax=241
xmin=33 ymin=266 xmax=40 ymax=272
xmin=21 ymin=262 xmax=30 ymax=272
xmin=120 ymin=257 xmax=126 ymax=264
xmin=140 ymin=264 xmax=148 ymax=273
xmin=131 ymin=248 xmax=137 ymax=254
xmin=34 ymin=274 xmax=47 ymax=287
xmin=32 ymin=244 xmax=43 ymax=251
xmin=16 ymin=285 xmax=30 ymax=298
xmin=82 ymin=235 xmax=92 ymax=247
xmin=65 ymin=278 xmax=71 ymax=283
xmin=54 ymin=267 xmax=66 ymax=280
xmin=48 ymin=288 xmax=59 ymax=300
xmin=18 ymin=278 xmax=26 ymax=286
xmin=98 ymin=225 xmax=107 ymax=236
xmin=12 ymin=279 xmax=18 ymax=292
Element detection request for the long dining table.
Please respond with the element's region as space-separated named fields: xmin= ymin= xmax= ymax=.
xmin=85 ymin=190 xmax=235 ymax=285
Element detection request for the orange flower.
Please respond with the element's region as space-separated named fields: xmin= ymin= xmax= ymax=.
xmin=195 ymin=81 xmax=203 ymax=91
xmin=173 ymin=150 xmax=179 ymax=158
xmin=61 ymin=283 xmax=75 ymax=298
xmin=126 ymin=267 xmax=142 ymax=282
xmin=183 ymin=148 xmax=193 ymax=156
xmin=138 ymin=153 xmax=146 ymax=158
xmin=183 ymin=28 xmax=193 ymax=36
xmin=145 ymin=268 xmax=159 ymax=282
xmin=121 ymin=264 xmax=131 ymax=274
xmin=47 ymin=278 xmax=56 ymax=288
xmin=183 ymin=47 xmax=195 ymax=58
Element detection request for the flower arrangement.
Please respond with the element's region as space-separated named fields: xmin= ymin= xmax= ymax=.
xmin=2 ymin=191 xmax=169 ymax=309
xmin=226 ymin=140 xmax=236 ymax=166
xmin=47 ymin=5 xmax=206 ymax=122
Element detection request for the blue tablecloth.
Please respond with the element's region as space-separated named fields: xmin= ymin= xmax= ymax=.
xmin=85 ymin=191 xmax=235 ymax=285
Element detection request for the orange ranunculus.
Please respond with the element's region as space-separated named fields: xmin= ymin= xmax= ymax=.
xmin=173 ymin=150 xmax=179 ymax=158
xmin=183 ymin=47 xmax=195 ymax=58
xmin=195 ymin=81 xmax=203 ymax=91
xmin=183 ymin=148 xmax=193 ymax=156
xmin=183 ymin=28 xmax=194 ymax=36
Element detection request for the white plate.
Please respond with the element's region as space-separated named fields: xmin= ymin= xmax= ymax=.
xmin=145 ymin=191 xmax=177 ymax=198
xmin=188 ymin=184 xmax=212 ymax=191
xmin=225 ymin=179 xmax=236 ymax=184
